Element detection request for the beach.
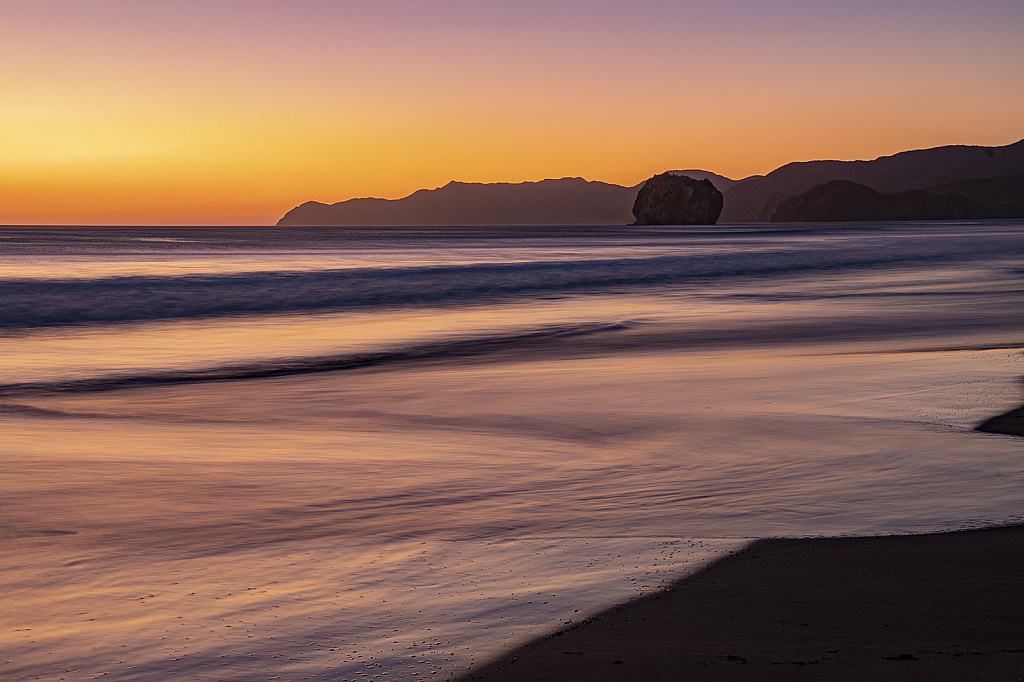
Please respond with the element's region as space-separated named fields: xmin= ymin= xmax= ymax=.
xmin=2 ymin=222 xmax=1024 ymax=681
xmin=459 ymin=524 xmax=1024 ymax=681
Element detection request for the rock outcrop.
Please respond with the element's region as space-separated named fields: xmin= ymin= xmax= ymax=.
xmin=631 ymin=173 xmax=723 ymax=225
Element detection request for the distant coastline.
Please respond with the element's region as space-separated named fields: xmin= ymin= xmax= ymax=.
xmin=278 ymin=140 xmax=1024 ymax=226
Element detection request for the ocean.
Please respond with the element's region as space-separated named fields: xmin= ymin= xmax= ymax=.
xmin=3 ymin=221 xmax=1024 ymax=681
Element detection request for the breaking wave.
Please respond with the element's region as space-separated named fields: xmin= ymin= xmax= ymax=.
xmin=0 ymin=245 xmax=981 ymax=329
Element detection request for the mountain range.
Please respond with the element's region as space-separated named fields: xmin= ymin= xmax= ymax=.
xmin=722 ymin=139 xmax=1024 ymax=222
xmin=278 ymin=140 xmax=1024 ymax=226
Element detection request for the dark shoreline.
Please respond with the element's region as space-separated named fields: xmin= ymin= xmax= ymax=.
xmin=457 ymin=525 xmax=1024 ymax=681
xmin=977 ymin=401 xmax=1024 ymax=437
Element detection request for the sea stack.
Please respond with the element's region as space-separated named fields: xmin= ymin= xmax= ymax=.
xmin=632 ymin=173 xmax=724 ymax=225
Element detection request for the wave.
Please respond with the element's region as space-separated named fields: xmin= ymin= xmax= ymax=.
xmin=0 ymin=244 xmax=987 ymax=329
xmin=0 ymin=322 xmax=635 ymax=396
xmin=5 ymin=313 xmax=1023 ymax=399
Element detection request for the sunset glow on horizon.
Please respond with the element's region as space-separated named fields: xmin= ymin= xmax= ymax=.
xmin=3 ymin=0 xmax=1023 ymax=225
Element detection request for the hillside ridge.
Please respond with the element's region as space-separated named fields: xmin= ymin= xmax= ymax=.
xmin=278 ymin=140 xmax=1024 ymax=226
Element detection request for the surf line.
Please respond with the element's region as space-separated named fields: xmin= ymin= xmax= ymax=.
xmin=0 ymin=321 xmax=640 ymax=397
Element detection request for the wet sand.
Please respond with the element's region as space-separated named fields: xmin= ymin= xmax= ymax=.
xmin=459 ymin=525 xmax=1024 ymax=681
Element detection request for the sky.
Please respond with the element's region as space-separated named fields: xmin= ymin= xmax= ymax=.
xmin=2 ymin=0 xmax=1023 ymax=225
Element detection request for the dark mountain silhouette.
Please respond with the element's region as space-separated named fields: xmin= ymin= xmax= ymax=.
xmin=769 ymin=180 xmax=991 ymax=222
xmin=770 ymin=174 xmax=1024 ymax=223
xmin=278 ymin=177 xmax=642 ymax=226
xmin=720 ymin=139 xmax=1024 ymax=222
xmin=277 ymin=140 xmax=1023 ymax=226
xmin=277 ymin=173 xmax=736 ymax=227
xmin=929 ymin=174 xmax=1024 ymax=217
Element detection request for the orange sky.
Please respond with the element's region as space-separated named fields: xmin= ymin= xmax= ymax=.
xmin=3 ymin=0 xmax=1023 ymax=225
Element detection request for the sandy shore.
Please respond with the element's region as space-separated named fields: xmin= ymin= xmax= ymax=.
xmin=458 ymin=525 xmax=1024 ymax=681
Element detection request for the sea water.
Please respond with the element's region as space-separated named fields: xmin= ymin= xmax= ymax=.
xmin=2 ymin=222 xmax=1024 ymax=681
